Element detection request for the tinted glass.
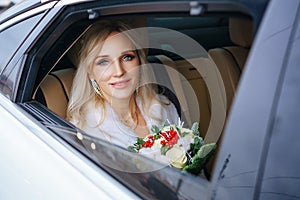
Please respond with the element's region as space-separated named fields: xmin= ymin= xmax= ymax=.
xmin=45 ymin=123 xmax=209 ymax=200
xmin=33 ymin=13 xmax=230 ymax=199
xmin=0 ymin=13 xmax=42 ymax=73
xmin=211 ymin=1 xmax=300 ymax=199
xmin=259 ymin=6 xmax=300 ymax=200
xmin=147 ymin=17 xmax=232 ymax=50
xmin=0 ymin=55 xmax=24 ymax=98
xmin=28 ymin=1 xmax=258 ymax=199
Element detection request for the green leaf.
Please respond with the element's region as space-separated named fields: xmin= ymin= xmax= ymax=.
xmin=180 ymin=131 xmax=190 ymax=137
xmin=151 ymin=125 xmax=160 ymax=134
xmin=183 ymin=143 xmax=217 ymax=176
xmin=194 ymin=136 xmax=203 ymax=145
xmin=136 ymin=138 xmax=144 ymax=145
xmin=161 ymin=145 xmax=170 ymax=155
xmin=191 ymin=122 xmax=200 ymax=136
xmin=197 ymin=143 xmax=217 ymax=159
xmin=127 ymin=146 xmax=138 ymax=153
xmin=154 ymin=133 xmax=160 ymax=140
xmin=189 ymin=136 xmax=203 ymax=156
xmin=183 ymin=154 xmax=205 ymax=175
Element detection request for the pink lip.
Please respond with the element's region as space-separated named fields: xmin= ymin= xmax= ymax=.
xmin=110 ymin=79 xmax=131 ymax=89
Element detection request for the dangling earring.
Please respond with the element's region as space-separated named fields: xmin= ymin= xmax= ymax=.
xmin=90 ymin=79 xmax=104 ymax=98
xmin=135 ymin=86 xmax=139 ymax=95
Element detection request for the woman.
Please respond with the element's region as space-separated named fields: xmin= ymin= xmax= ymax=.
xmin=67 ymin=20 xmax=179 ymax=148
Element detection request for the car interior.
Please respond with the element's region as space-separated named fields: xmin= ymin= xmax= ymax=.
xmin=24 ymin=4 xmax=253 ymax=184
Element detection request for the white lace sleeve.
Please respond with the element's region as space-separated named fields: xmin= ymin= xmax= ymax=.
xmin=156 ymin=94 xmax=180 ymax=125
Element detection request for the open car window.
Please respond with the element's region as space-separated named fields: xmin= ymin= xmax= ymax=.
xmin=44 ymin=121 xmax=209 ymax=200
xmin=18 ymin=1 xmax=255 ymax=199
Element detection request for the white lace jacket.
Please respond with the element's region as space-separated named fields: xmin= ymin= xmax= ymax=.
xmin=70 ymin=95 xmax=179 ymax=149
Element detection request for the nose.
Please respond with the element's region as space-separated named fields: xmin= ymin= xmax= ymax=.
xmin=112 ymin=59 xmax=125 ymax=77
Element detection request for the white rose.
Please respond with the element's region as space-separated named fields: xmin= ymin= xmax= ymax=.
xmin=165 ymin=144 xmax=187 ymax=169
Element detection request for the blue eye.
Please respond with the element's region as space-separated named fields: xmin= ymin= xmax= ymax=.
xmin=123 ymin=55 xmax=135 ymax=61
xmin=97 ymin=59 xmax=109 ymax=66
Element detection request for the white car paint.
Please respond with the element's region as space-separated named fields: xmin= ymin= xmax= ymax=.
xmin=0 ymin=93 xmax=138 ymax=199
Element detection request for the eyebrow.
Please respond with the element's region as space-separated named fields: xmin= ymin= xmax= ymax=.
xmin=121 ymin=50 xmax=136 ymax=54
xmin=96 ymin=50 xmax=136 ymax=59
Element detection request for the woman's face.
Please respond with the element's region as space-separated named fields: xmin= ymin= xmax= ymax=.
xmin=90 ymin=31 xmax=140 ymax=102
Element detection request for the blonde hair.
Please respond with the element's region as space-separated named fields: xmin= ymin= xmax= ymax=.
xmin=67 ymin=20 xmax=166 ymax=128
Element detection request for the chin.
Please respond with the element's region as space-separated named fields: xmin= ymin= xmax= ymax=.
xmin=110 ymin=90 xmax=135 ymax=101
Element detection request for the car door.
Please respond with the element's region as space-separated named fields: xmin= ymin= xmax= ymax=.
xmin=0 ymin=1 xmax=139 ymax=199
xmin=2 ymin=0 xmax=280 ymax=199
xmin=258 ymin=0 xmax=300 ymax=199
xmin=211 ymin=0 xmax=300 ymax=199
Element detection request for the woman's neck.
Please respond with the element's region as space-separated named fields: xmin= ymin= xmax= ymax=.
xmin=109 ymin=97 xmax=132 ymax=119
xmin=108 ymin=96 xmax=149 ymax=137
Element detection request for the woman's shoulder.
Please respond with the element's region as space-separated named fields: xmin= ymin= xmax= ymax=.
xmin=70 ymin=101 xmax=105 ymax=127
xmin=154 ymin=94 xmax=179 ymax=113
xmin=151 ymin=94 xmax=179 ymax=121
xmin=154 ymin=94 xmax=171 ymax=104
xmin=156 ymin=94 xmax=169 ymax=101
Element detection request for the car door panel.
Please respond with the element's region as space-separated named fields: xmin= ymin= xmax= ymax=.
xmin=211 ymin=0 xmax=299 ymax=199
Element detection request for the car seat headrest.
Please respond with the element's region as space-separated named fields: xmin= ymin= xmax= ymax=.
xmin=229 ymin=17 xmax=254 ymax=48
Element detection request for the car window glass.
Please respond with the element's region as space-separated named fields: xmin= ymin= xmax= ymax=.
xmin=147 ymin=17 xmax=233 ymax=50
xmin=0 ymin=13 xmax=42 ymax=74
xmin=44 ymin=123 xmax=209 ymax=200
xmin=27 ymin=4 xmax=254 ymax=197
xmin=31 ymin=12 xmax=230 ymax=183
xmin=0 ymin=55 xmax=24 ymax=98
xmin=260 ymin=14 xmax=300 ymax=200
xmin=34 ymin=15 xmax=229 ymax=139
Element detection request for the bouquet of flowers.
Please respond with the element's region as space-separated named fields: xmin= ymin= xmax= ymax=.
xmin=128 ymin=120 xmax=217 ymax=176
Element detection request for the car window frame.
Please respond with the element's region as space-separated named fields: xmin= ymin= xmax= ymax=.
xmin=17 ymin=0 xmax=268 ymax=199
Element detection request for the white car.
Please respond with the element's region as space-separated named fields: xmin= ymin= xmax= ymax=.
xmin=0 ymin=0 xmax=299 ymax=199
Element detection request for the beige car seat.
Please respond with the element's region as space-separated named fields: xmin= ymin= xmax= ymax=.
xmin=208 ymin=17 xmax=254 ymax=112
xmin=36 ymin=68 xmax=76 ymax=119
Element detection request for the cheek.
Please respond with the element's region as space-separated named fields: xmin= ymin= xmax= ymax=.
xmin=93 ymin=67 xmax=111 ymax=82
xmin=127 ymin=65 xmax=140 ymax=79
xmin=125 ymin=59 xmax=140 ymax=73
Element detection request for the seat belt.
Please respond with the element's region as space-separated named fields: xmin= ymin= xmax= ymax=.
xmin=148 ymin=56 xmax=181 ymax=117
xmin=155 ymin=55 xmax=192 ymax=127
